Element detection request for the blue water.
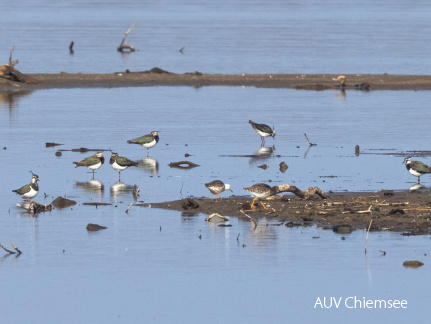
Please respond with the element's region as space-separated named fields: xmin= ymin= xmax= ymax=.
xmin=1 ymin=87 xmax=431 ymax=323
xmin=1 ymin=0 xmax=431 ymax=322
xmin=1 ymin=0 xmax=431 ymax=74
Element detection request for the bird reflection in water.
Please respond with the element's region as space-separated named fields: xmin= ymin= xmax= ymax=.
xmin=110 ymin=181 xmax=135 ymax=197
xmin=138 ymin=156 xmax=159 ymax=175
xmin=409 ymin=183 xmax=426 ymax=192
xmin=249 ymin=146 xmax=275 ymax=164
xmin=75 ymin=179 xmax=104 ymax=195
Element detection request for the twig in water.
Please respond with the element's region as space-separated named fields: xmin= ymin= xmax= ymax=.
xmin=236 ymin=233 xmax=240 ymax=242
xmin=304 ymin=133 xmax=316 ymax=147
xmin=240 ymin=210 xmax=257 ymax=231
xmin=11 ymin=241 xmax=22 ymax=255
xmin=364 ymin=219 xmax=373 ymax=254
xmin=125 ymin=203 xmax=133 ymax=214
xmin=69 ymin=41 xmax=74 ymax=54
xmin=0 ymin=242 xmax=15 ymax=254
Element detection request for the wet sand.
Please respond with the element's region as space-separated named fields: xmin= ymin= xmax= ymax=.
xmin=2 ymin=70 xmax=431 ymax=90
xmin=150 ymin=190 xmax=431 ymax=233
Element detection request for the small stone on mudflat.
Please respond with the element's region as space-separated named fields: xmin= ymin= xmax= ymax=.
xmin=86 ymin=223 xmax=107 ymax=231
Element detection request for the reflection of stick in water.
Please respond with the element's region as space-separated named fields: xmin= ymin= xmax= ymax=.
xmin=117 ymin=22 xmax=136 ymax=52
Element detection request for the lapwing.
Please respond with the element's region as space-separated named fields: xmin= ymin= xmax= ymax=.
xmin=403 ymin=157 xmax=431 ymax=184
xmin=243 ymin=183 xmax=276 ymax=210
xmin=249 ymin=120 xmax=275 ymax=146
xmin=109 ymin=152 xmax=138 ymax=181
xmin=13 ymin=174 xmax=39 ymax=201
xmin=73 ymin=152 xmax=104 ymax=178
xmin=205 ymin=180 xmax=232 ymax=202
xmin=127 ymin=131 xmax=159 ymax=155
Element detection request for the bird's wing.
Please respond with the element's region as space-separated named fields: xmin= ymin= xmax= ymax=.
xmin=116 ymin=156 xmax=138 ymax=167
xmin=15 ymin=184 xmax=31 ymax=194
xmin=128 ymin=134 xmax=153 ymax=144
xmin=82 ymin=156 xmax=100 ymax=166
xmin=412 ymin=161 xmax=431 ymax=173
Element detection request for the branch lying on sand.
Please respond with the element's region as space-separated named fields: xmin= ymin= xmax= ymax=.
xmin=268 ymin=184 xmax=330 ymax=200
xmin=0 ymin=47 xmax=38 ymax=84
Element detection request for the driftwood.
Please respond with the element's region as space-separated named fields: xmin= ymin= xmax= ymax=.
xmin=117 ymin=22 xmax=136 ymax=52
xmin=69 ymin=41 xmax=74 ymax=54
xmin=0 ymin=241 xmax=21 ymax=255
xmin=17 ymin=201 xmax=53 ymax=213
xmin=268 ymin=184 xmax=330 ymax=200
xmin=0 ymin=47 xmax=38 ymax=84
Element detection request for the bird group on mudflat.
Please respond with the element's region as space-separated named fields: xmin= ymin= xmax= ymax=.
xmin=12 ymin=121 xmax=431 ymax=209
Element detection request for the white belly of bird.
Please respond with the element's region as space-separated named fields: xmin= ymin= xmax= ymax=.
xmin=409 ymin=169 xmax=422 ymax=177
xmin=142 ymin=139 xmax=156 ymax=149
xmin=255 ymin=129 xmax=270 ymax=137
xmin=251 ymin=192 xmax=269 ymax=199
xmin=111 ymin=161 xmax=127 ymax=172
xmin=88 ymin=161 xmax=102 ymax=170
xmin=23 ymin=187 xmax=38 ymax=199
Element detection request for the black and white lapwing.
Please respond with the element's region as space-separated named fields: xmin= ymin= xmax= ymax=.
xmin=127 ymin=131 xmax=159 ymax=155
xmin=403 ymin=157 xmax=431 ymax=184
xmin=13 ymin=173 xmax=39 ymax=201
xmin=73 ymin=152 xmax=104 ymax=178
xmin=205 ymin=180 xmax=232 ymax=202
xmin=243 ymin=183 xmax=276 ymax=210
xmin=249 ymin=120 xmax=275 ymax=146
xmin=109 ymin=152 xmax=138 ymax=181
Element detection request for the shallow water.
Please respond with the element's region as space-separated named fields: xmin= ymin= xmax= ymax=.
xmin=1 ymin=87 xmax=431 ymax=323
xmin=1 ymin=1 xmax=431 ymax=74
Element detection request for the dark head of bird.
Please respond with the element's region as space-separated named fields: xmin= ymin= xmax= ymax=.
xmin=403 ymin=157 xmax=412 ymax=165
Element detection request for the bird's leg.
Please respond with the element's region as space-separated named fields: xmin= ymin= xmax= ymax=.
xmin=118 ymin=172 xmax=121 ymax=182
xmin=214 ymin=194 xmax=218 ymax=202
xmin=250 ymin=196 xmax=258 ymax=210
xmin=259 ymin=200 xmax=271 ymax=210
xmin=92 ymin=170 xmax=95 ymax=180
xmin=418 ymin=177 xmax=421 ymax=184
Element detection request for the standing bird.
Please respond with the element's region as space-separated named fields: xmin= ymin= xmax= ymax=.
xmin=249 ymin=120 xmax=275 ymax=146
xmin=127 ymin=131 xmax=160 ymax=155
xmin=205 ymin=180 xmax=232 ymax=202
xmin=73 ymin=152 xmax=105 ymax=178
xmin=403 ymin=157 xmax=431 ymax=184
xmin=243 ymin=183 xmax=277 ymax=210
xmin=109 ymin=152 xmax=138 ymax=181
xmin=13 ymin=174 xmax=39 ymax=201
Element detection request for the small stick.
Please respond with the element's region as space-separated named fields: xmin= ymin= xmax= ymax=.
xmin=304 ymin=133 xmax=316 ymax=147
xmin=358 ymin=205 xmax=373 ymax=214
xmin=240 ymin=209 xmax=257 ymax=231
xmin=0 ymin=242 xmax=15 ymax=254
xmin=236 ymin=233 xmax=240 ymax=242
xmin=125 ymin=203 xmax=133 ymax=214
xmin=364 ymin=219 xmax=373 ymax=254
xmin=11 ymin=241 xmax=22 ymax=255
xmin=69 ymin=41 xmax=74 ymax=54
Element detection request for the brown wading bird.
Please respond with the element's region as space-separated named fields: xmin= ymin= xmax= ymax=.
xmin=205 ymin=180 xmax=232 ymax=202
xmin=403 ymin=157 xmax=431 ymax=184
xmin=243 ymin=183 xmax=276 ymax=210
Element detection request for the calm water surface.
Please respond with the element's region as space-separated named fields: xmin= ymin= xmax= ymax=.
xmin=0 ymin=87 xmax=431 ymax=323
xmin=0 ymin=0 xmax=431 ymax=74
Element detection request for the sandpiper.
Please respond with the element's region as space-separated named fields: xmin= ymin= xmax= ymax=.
xmin=243 ymin=183 xmax=276 ymax=210
xmin=73 ymin=152 xmax=104 ymax=178
xmin=127 ymin=131 xmax=159 ymax=155
xmin=249 ymin=120 xmax=275 ymax=145
xmin=109 ymin=152 xmax=138 ymax=180
xmin=403 ymin=157 xmax=431 ymax=184
xmin=205 ymin=180 xmax=232 ymax=201
xmin=13 ymin=174 xmax=39 ymax=201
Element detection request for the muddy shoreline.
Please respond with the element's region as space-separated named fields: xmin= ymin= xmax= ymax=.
xmin=2 ymin=70 xmax=431 ymax=91
xmin=149 ymin=190 xmax=431 ymax=233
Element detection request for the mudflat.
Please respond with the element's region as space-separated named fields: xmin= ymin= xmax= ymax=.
xmin=150 ymin=189 xmax=431 ymax=233
xmin=2 ymin=69 xmax=431 ymax=90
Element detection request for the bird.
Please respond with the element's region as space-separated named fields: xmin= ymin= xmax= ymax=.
xmin=243 ymin=183 xmax=277 ymax=210
xmin=205 ymin=180 xmax=232 ymax=201
xmin=249 ymin=120 xmax=275 ymax=146
xmin=73 ymin=152 xmax=104 ymax=178
xmin=13 ymin=174 xmax=39 ymax=201
xmin=109 ymin=152 xmax=138 ymax=180
xmin=127 ymin=131 xmax=160 ymax=155
xmin=403 ymin=157 xmax=431 ymax=184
